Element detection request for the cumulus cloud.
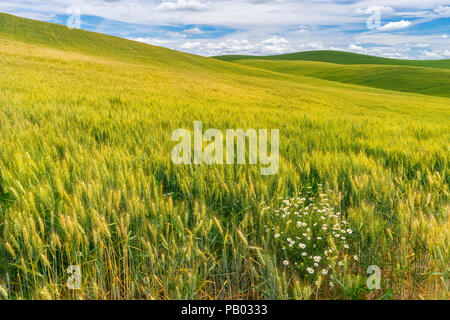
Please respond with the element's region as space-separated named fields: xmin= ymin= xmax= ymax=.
xmin=298 ymin=42 xmax=325 ymax=50
xmin=261 ymin=36 xmax=288 ymax=45
xmin=179 ymin=36 xmax=292 ymax=55
xmin=421 ymin=49 xmax=450 ymax=59
xmin=379 ymin=20 xmax=411 ymax=31
xmin=181 ymin=41 xmax=202 ymax=49
xmin=204 ymin=39 xmax=255 ymax=53
xmin=259 ymin=37 xmax=290 ymax=53
xmin=348 ymin=43 xmax=366 ymax=52
xmin=131 ymin=37 xmax=171 ymax=46
xmin=155 ymin=0 xmax=211 ymax=12
xmin=183 ymin=27 xmax=203 ymax=34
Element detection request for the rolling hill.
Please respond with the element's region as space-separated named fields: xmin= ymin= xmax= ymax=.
xmin=214 ymin=50 xmax=450 ymax=69
xmin=0 ymin=12 xmax=448 ymax=300
xmin=222 ymin=59 xmax=450 ymax=98
xmin=0 ymin=12 xmax=265 ymax=76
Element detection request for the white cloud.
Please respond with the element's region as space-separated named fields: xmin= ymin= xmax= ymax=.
xmin=379 ymin=20 xmax=411 ymax=31
xmin=183 ymin=27 xmax=203 ymax=34
xmin=295 ymin=26 xmax=311 ymax=34
xmin=434 ymin=5 xmax=450 ymax=17
xmin=179 ymin=37 xmax=293 ymax=55
xmin=260 ymin=45 xmax=287 ymax=54
xmin=354 ymin=6 xmax=394 ymax=15
xmin=156 ymin=0 xmax=211 ymax=12
xmin=421 ymin=50 xmax=441 ymax=58
xmin=166 ymin=31 xmax=187 ymax=38
xmin=298 ymin=42 xmax=325 ymax=50
xmin=348 ymin=44 xmax=366 ymax=52
xmin=203 ymin=39 xmax=255 ymax=53
xmin=246 ymin=0 xmax=286 ymax=4
xmin=131 ymin=37 xmax=171 ymax=46
xmin=181 ymin=41 xmax=202 ymax=49
xmin=421 ymin=49 xmax=450 ymax=59
xmin=261 ymin=36 xmax=288 ymax=45
xmin=260 ymin=37 xmax=290 ymax=54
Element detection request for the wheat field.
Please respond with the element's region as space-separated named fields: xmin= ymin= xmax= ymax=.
xmin=0 ymin=13 xmax=448 ymax=300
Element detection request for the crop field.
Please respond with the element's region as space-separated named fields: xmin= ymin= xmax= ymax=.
xmin=0 ymin=13 xmax=449 ymax=300
xmin=218 ymin=59 xmax=450 ymax=98
xmin=215 ymin=50 xmax=450 ymax=69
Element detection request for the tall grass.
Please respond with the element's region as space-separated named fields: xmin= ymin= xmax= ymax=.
xmin=0 ymin=15 xmax=448 ymax=300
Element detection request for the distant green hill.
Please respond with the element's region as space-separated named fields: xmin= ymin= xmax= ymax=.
xmin=229 ymin=59 xmax=450 ymax=98
xmin=214 ymin=50 xmax=450 ymax=70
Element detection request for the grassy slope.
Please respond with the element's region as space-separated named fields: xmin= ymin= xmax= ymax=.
xmin=228 ymin=59 xmax=450 ymax=98
xmin=214 ymin=50 xmax=450 ymax=69
xmin=0 ymin=12 xmax=266 ymax=76
xmin=0 ymin=13 xmax=448 ymax=300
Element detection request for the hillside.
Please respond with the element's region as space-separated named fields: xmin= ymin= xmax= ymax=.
xmin=0 ymin=12 xmax=256 ymax=75
xmin=214 ymin=50 xmax=450 ymax=69
xmin=227 ymin=59 xmax=450 ymax=98
xmin=0 ymin=13 xmax=448 ymax=300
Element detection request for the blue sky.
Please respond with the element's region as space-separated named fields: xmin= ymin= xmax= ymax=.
xmin=1 ymin=0 xmax=449 ymax=59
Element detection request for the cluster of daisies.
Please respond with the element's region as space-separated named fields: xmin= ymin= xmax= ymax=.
xmin=261 ymin=186 xmax=358 ymax=288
